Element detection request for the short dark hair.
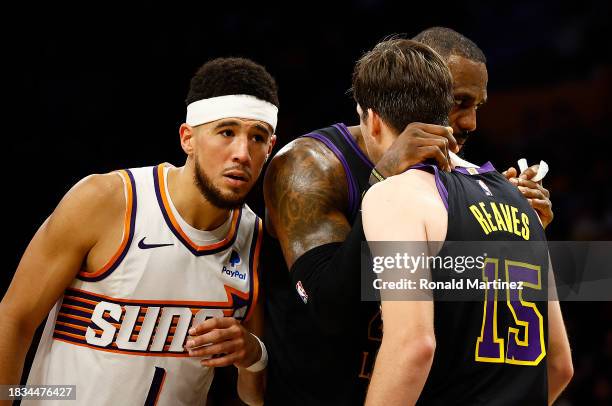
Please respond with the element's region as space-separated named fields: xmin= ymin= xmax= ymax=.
xmin=186 ymin=57 xmax=279 ymax=107
xmin=413 ymin=27 xmax=486 ymax=64
xmin=352 ymin=38 xmax=453 ymax=132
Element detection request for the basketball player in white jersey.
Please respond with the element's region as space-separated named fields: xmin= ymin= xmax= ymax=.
xmin=0 ymin=57 xmax=277 ymax=405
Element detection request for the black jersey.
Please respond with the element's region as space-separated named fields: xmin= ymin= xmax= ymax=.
xmin=415 ymin=163 xmax=549 ymax=405
xmin=263 ymin=123 xmax=378 ymax=405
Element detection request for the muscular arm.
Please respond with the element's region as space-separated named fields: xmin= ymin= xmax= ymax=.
xmin=264 ymin=137 xmax=351 ymax=268
xmin=0 ymin=173 xmax=125 ymax=387
xmin=264 ymin=137 xmax=365 ymax=332
xmin=362 ymin=171 xmax=446 ymax=406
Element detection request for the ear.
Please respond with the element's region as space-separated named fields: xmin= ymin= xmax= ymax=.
xmin=356 ymin=104 xmax=364 ymax=121
xmin=179 ymin=123 xmax=195 ymax=155
xmin=267 ymin=134 xmax=277 ymax=157
xmin=368 ymin=109 xmax=383 ymax=140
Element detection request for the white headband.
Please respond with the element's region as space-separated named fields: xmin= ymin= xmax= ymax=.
xmin=186 ymin=94 xmax=278 ymax=131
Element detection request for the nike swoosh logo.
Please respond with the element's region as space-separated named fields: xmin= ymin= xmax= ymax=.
xmin=138 ymin=237 xmax=174 ymax=249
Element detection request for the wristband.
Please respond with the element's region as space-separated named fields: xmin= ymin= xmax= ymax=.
xmin=246 ymin=333 xmax=268 ymax=372
xmin=369 ymin=167 xmax=386 ymax=185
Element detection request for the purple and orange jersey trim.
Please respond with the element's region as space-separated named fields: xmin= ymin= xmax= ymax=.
xmin=153 ymin=165 xmax=242 ymax=256
xmin=244 ymin=216 xmax=263 ymax=322
xmin=78 ymin=169 xmax=137 ymax=282
xmin=53 ymin=286 xmax=253 ymax=357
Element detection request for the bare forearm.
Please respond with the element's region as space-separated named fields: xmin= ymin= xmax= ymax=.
xmin=236 ymin=368 xmax=265 ymax=406
xmin=547 ymin=293 xmax=573 ymax=404
xmin=365 ymin=338 xmax=434 ymax=406
xmin=0 ymin=314 xmax=34 ymax=385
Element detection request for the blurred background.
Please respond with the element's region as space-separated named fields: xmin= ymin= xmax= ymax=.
xmin=4 ymin=1 xmax=611 ymax=404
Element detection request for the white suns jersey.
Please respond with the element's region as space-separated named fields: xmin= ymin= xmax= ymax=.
xmin=26 ymin=165 xmax=263 ymax=406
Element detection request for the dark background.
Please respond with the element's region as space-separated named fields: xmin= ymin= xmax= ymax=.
xmin=4 ymin=1 xmax=611 ymax=405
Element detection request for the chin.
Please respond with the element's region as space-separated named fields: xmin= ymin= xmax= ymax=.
xmin=226 ymin=188 xmax=250 ymax=201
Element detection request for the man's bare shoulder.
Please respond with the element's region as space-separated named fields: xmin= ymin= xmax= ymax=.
xmin=363 ymin=168 xmax=447 ymax=242
xmin=264 ymin=136 xmax=348 ymax=207
xmin=263 ymin=136 xmax=351 ymax=266
xmin=62 ymin=172 xmax=124 ymax=209
xmin=268 ymin=136 xmax=344 ymax=174
xmin=48 ymin=171 xmax=126 ymax=235
xmin=365 ymin=169 xmax=437 ymax=205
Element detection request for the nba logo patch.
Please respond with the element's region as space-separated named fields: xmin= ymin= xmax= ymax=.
xmin=296 ymin=281 xmax=309 ymax=304
xmin=477 ymin=180 xmax=493 ymax=196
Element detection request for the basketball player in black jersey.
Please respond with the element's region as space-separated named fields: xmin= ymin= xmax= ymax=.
xmin=263 ymin=29 xmax=555 ymax=404
xmin=361 ymin=39 xmax=572 ymax=405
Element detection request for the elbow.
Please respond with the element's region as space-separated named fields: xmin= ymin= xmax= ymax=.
xmin=386 ymin=332 xmax=436 ymax=369
xmin=553 ymin=356 xmax=574 ymax=387
xmin=412 ymin=334 xmax=436 ymax=366
xmin=549 ymin=350 xmax=574 ymax=389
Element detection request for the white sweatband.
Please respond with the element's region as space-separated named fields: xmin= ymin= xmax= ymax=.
xmin=246 ymin=333 xmax=268 ymax=372
xmin=186 ymin=94 xmax=278 ymax=131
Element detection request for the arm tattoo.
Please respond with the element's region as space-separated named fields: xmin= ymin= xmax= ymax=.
xmin=264 ymin=138 xmax=352 ymax=268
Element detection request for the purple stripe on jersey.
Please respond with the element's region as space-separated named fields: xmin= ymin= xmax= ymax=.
xmin=332 ymin=123 xmax=374 ymax=169
xmin=453 ymin=161 xmax=497 ymax=175
xmin=56 ymin=314 xmax=89 ymax=328
xmin=302 ymin=133 xmax=360 ymax=220
xmin=61 ymin=297 xmax=96 ymax=310
xmin=410 ymin=163 xmax=449 ymax=211
xmin=63 ymin=287 xmax=244 ymax=311
xmin=55 ymin=324 xmax=86 ymax=337
xmin=57 ymin=306 xmax=92 ymax=320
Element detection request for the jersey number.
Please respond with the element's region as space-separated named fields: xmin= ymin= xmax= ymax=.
xmin=144 ymin=367 xmax=166 ymax=405
xmin=475 ymin=258 xmax=546 ymax=366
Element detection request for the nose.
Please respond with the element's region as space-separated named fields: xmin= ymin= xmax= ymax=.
xmin=231 ymin=133 xmax=251 ymax=165
xmin=458 ymin=108 xmax=477 ymax=133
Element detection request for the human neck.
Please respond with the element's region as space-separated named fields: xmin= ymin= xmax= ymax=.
xmin=166 ymin=165 xmax=231 ymax=231
xmin=348 ymin=124 xmax=394 ymax=164
xmin=346 ymin=125 xmax=373 ymax=161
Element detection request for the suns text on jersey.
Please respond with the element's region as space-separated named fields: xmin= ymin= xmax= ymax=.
xmin=84 ymin=301 xmax=245 ymax=353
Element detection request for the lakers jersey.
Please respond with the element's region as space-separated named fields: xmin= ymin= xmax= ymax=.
xmin=25 ymin=164 xmax=263 ymax=405
xmin=263 ymin=123 xmax=377 ymax=405
xmin=416 ymin=162 xmax=548 ymax=405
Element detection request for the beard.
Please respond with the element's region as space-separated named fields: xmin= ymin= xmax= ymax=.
xmin=193 ymin=159 xmax=246 ymax=209
xmin=455 ymin=132 xmax=471 ymax=159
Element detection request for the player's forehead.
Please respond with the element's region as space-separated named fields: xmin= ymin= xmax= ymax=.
xmin=447 ymin=54 xmax=488 ymax=103
xmin=202 ymin=117 xmax=273 ymax=135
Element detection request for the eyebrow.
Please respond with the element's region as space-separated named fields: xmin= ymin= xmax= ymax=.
xmin=213 ymin=120 xmax=272 ymax=135
xmin=455 ymin=92 xmax=487 ymax=106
